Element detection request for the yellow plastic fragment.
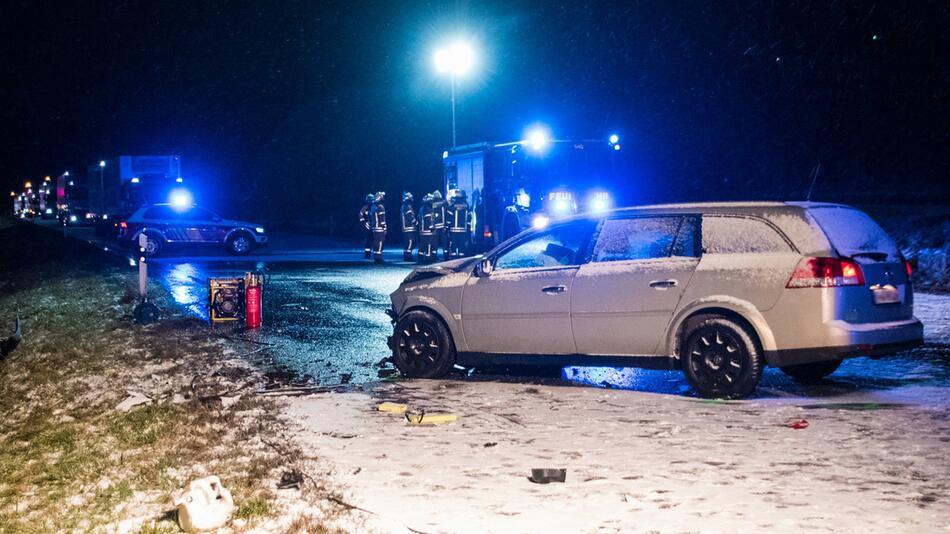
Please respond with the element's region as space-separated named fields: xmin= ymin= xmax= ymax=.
xmin=377 ymin=402 xmax=408 ymax=414
xmin=405 ymin=412 xmax=458 ymax=425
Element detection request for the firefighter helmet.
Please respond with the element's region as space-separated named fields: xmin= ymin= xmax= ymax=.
xmin=433 ymin=190 xmax=443 ymax=200
xmin=403 ymin=191 xmax=413 ymax=202
xmin=374 ymin=191 xmax=386 ymax=202
xmin=365 ymin=194 xmax=374 ymax=203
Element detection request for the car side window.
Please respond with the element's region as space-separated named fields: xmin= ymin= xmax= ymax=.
xmin=592 ymin=216 xmax=685 ymax=262
xmin=702 ymin=215 xmax=792 ymax=254
xmin=182 ymin=208 xmax=214 ymax=221
xmin=143 ymin=206 xmax=175 ymax=219
xmin=494 ymin=220 xmax=594 ymax=270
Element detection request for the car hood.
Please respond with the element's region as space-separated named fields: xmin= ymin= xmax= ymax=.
xmin=221 ymin=218 xmax=262 ymax=228
xmin=401 ymin=255 xmax=481 ymax=285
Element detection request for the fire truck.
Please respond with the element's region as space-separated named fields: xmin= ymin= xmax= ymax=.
xmin=76 ymin=155 xmax=183 ymax=234
xmin=442 ymin=131 xmax=623 ymax=248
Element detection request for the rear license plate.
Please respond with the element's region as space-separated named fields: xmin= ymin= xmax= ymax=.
xmin=871 ymin=284 xmax=901 ymax=305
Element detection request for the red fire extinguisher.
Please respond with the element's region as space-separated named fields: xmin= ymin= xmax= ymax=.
xmin=245 ymin=271 xmax=263 ymax=328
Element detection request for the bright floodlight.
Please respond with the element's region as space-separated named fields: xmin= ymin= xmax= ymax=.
xmin=609 ymin=134 xmax=619 ymax=145
xmin=434 ymin=41 xmax=475 ymax=75
xmin=169 ymin=188 xmax=194 ymax=210
xmin=99 ymin=160 xmax=106 ymax=168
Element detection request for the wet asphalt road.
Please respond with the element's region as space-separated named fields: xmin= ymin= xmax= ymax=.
xmin=155 ymin=259 xmax=950 ymax=406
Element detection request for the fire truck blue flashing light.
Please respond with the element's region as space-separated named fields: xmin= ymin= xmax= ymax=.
xmin=131 ymin=177 xmax=140 ymax=184
xmin=613 ymin=144 xmax=621 ymax=151
xmin=176 ymin=177 xmax=184 ymax=183
xmin=532 ymin=214 xmax=550 ymax=229
xmin=609 ymin=134 xmax=619 ymax=145
xmin=169 ymin=189 xmax=194 ymax=211
xmin=553 ymin=198 xmax=570 ymax=214
xmin=442 ymin=151 xmax=449 ymax=159
xmin=99 ymin=160 xmax=106 ymax=168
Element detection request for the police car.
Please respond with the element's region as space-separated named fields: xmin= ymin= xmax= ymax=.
xmin=117 ymin=203 xmax=268 ymax=257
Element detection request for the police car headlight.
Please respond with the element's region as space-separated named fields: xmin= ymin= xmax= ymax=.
xmin=255 ymin=227 xmax=265 ymax=234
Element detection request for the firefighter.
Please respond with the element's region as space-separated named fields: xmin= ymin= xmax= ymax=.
xmin=370 ymin=191 xmax=387 ymax=263
xmin=418 ymin=193 xmax=435 ymax=263
xmin=446 ymin=190 xmax=471 ymax=259
xmin=431 ymin=190 xmax=447 ymax=261
xmin=400 ymin=192 xmax=418 ymax=262
xmin=358 ymin=193 xmax=373 ymax=259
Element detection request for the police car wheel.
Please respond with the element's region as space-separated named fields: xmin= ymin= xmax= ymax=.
xmin=226 ymin=233 xmax=253 ymax=255
xmin=392 ymin=310 xmax=456 ymax=378
xmin=143 ymin=234 xmax=162 ymax=257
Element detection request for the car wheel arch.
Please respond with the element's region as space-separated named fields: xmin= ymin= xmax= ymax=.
xmin=136 ymin=228 xmax=167 ymax=243
xmin=400 ymin=302 xmax=464 ymax=352
xmin=665 ymin=300 xmax=776 ymax=362
xmin=224 ymin=227 xmax=256 ymax=244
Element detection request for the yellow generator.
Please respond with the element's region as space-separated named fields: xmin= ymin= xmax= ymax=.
xmin=208 ymin=277 xmax=243 ymax=322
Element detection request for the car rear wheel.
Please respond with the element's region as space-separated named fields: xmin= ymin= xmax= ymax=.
xmin=681 ymin=315 xmax=763 ymax=399
xmin=392 ymin=310 xmax=456 ymax=378
xmin=780 ymin=360 xmax=842 ymax=384
xmin=226 ymin=232 xmax=253 ymax=255
xmin=143 ymin=233 xmax=163 ymax=257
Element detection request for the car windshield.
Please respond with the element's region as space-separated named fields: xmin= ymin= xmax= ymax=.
xmin=808 ymin=207 xmax=901 ymax=261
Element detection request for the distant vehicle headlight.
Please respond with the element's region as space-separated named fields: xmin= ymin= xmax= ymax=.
xmin=69 ymin=215 xmax=78 ymax=222
xmin=255 ymin=227 xmax=265 ymax=234
xmin=45 ymin=208 xmax=53 ymax=214
xmin=102 ymin=214 xmax=109 ymax=220
xmin=85 ymin=212 xmax=95 ymax=219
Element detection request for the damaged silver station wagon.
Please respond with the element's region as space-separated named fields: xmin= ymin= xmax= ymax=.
xmin=386 ymin=202 xmax=924 ymax=398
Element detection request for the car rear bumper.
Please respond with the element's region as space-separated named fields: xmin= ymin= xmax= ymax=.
xmin=765 ymin=318 xmax=924 ymax=367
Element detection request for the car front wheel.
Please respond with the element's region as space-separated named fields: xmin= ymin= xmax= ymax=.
xmin=780 ymin=360 xmax=842 ymax=384
xmin=681 ymin=315 xmax=763 ymax=399
xmin=392 ymin=310 xmax=456 ymax=378
xmin=226 ymin=232 xmax=253 ymax=255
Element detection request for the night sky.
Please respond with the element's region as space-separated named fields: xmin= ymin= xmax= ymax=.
xmin=2 ymin=1 xmax=947 ymax=223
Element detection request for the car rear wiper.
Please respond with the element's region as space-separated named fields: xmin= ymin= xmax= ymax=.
xmin=848 ymin=251 xmax=889 ymax=261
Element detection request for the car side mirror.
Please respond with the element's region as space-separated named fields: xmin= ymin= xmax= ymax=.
xmin=476 ymin=258 xmax=494 ymax=277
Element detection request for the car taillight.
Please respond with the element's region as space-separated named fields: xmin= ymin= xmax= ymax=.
xmin=905 ymin=260 xmax=913 ymax=280
xmin=119 ymin=221 xmax=127 ymax=228
xmin=786 ymin=257 xmax=865 ymax=288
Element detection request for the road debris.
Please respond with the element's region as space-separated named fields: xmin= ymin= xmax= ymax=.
xmin=788 ymin=419 xmax=810 ymax=429
xmin=174 ymin=476 xmax=234 ymax=533
xmin=378 ymin=402 xmax=408 ymax=414
xmin=405 ymin=411 xmax=458 ymax=425
xmin=115 ymin=392 xmax=151 ymax=412
xmin=277 ymin=469 xmax=305 ymax=490
xmin=528 ymin=468 xmax=567 ymax=484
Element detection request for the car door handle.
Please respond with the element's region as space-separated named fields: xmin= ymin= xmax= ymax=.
xmin=649 ymin=279 xmax=678 ymax=290
xmin=541 ymin=285 xmax=567 ymax=295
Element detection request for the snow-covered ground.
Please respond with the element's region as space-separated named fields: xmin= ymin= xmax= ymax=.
xmin=289 ymin=294 xmax=950 ymax=533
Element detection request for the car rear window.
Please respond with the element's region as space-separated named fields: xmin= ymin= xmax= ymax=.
xmin=702 ymin=216 xmax=792 ymax=254
xmin=807 ymin=207 xmax=900 ymax=261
